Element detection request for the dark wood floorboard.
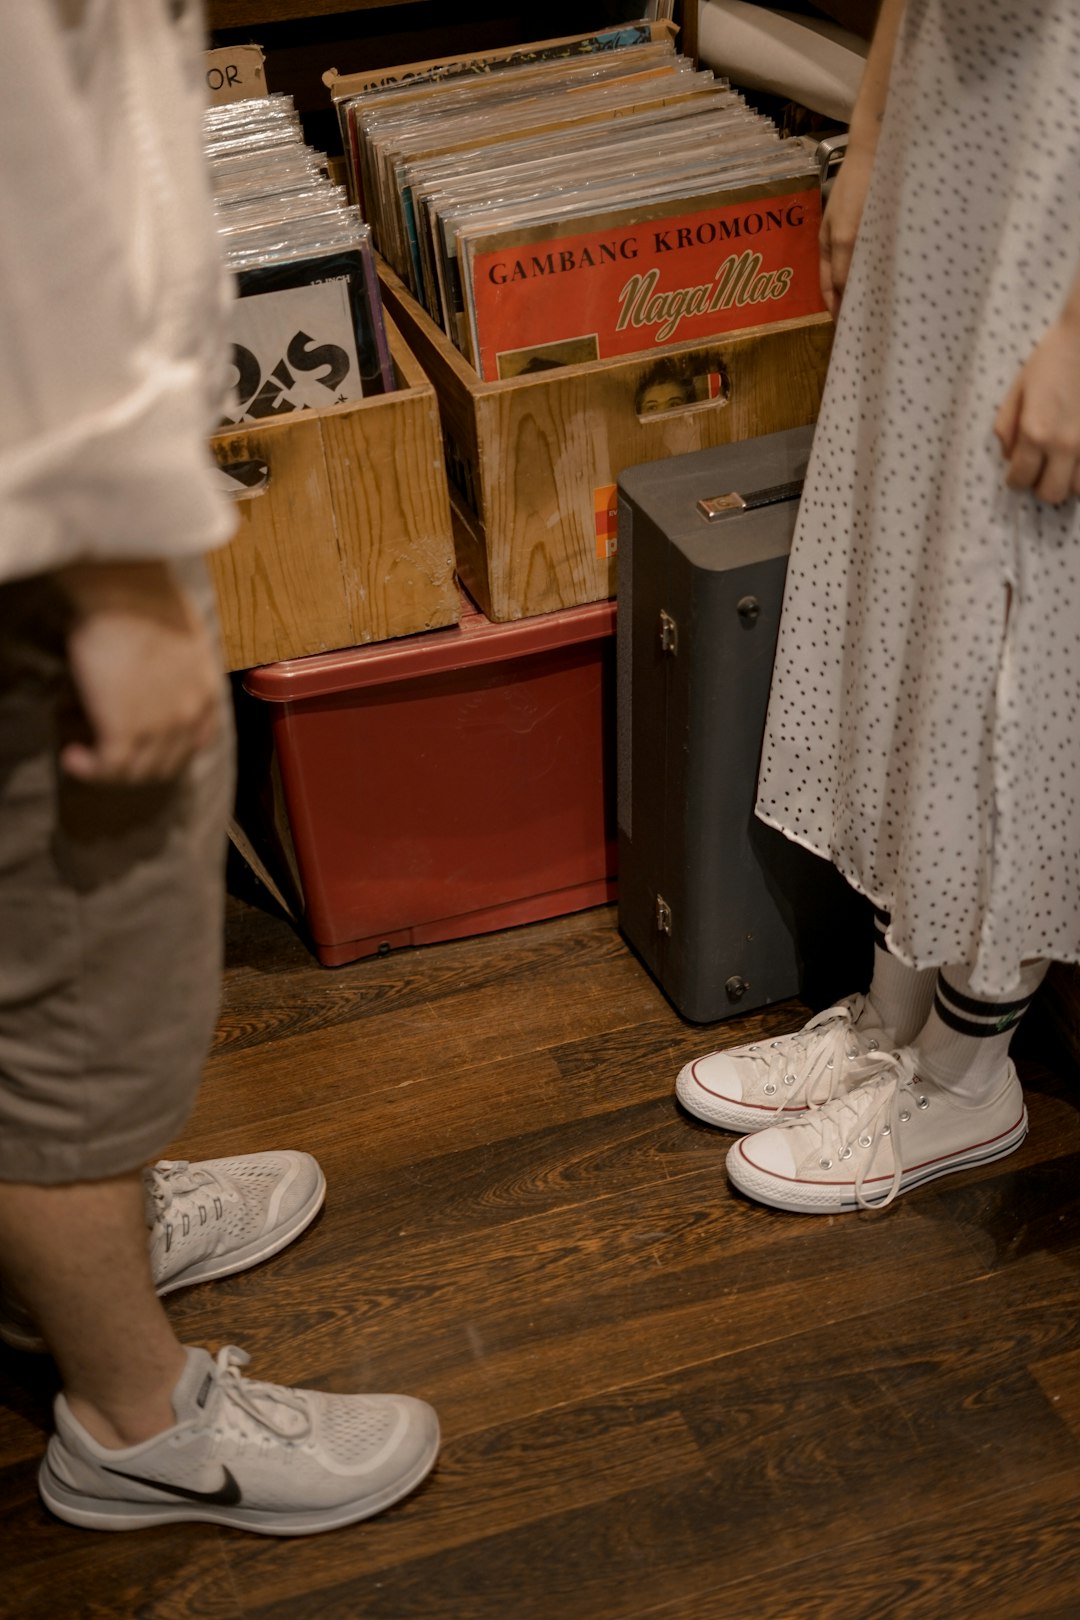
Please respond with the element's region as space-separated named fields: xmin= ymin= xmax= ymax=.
xmin=3 ymin=896 xmax=1080 ymax=1619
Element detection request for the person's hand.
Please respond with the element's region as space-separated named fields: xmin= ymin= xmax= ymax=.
xmin=993 ymin=313 xmax=1080 ymax=505
xmin=57 ymin=561 xmax=221 ymax=785
xmin=818 ymin=144 xmax=876 ymax=318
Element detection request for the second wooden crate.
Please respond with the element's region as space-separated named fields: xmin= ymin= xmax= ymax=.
xmin=379 ymin=262 xmax=834 ymax=623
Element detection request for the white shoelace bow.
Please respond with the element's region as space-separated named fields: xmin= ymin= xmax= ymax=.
xmin=787 ymin=1048 xmax=923 ymax=1210
xmin=144 ymin=1159 xmax=231 ymax=1229
xmin=757 ymin=993 xmax=885 ymax=1115
xmin=206 ymin=1346 xmax=312 ymax=1444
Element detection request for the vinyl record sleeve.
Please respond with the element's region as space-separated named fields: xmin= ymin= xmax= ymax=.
xmin=337 ymin=28 xmax=677 ymax=217
xmin=368 ymin=60 xmax=705 ymax=272
xmin=223 ymin=244 xmax=392 ymax=423
xmin=460 ymin=170 xmax=824 ymax=379
xmin=405 ymin=94 xmax=754 ymax=318
xmin=391 ymin=75 xmax=719 ymax=285
xmin=424 ymin=110 xmax=775 ymax=327
xmin=442 ymin=139 xmax=798 ymax=361
xmin=401 ymin=92 xmax=756 ymax=300
xmin=372 ymin=44 xmax=687 ymax=252
xmin=356 ymin=51 xmax=695 ymax=253
xmin=326 ymin=19 xmax=676 ymax=106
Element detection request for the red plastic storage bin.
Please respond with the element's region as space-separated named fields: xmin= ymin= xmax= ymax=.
xmin=242 ymin=599 xmax=618 ymax=965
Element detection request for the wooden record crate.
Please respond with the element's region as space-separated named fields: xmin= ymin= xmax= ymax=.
xmin=378 ymin=260 xmax=835 ymax=623
xmin=207 ymin=310 xmax=458 ymax=671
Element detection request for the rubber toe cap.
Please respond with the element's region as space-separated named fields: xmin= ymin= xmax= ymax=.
xmin=736 ymin=1127 xmax=797 ymax=1178
xmin=678 ymin=1052 xmax=744 ymax=1104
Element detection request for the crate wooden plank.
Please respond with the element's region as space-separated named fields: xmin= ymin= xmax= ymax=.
xmin=320 ymin=356 xmax=458 ymax=647
xmin=209 ymin=410 xmax=353 ymax=669
xmin=208 ymin=312 xmax=457 ymax=670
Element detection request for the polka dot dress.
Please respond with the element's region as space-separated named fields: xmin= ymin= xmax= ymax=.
xmin=755 ymin=0 xmax=1080 ymax=996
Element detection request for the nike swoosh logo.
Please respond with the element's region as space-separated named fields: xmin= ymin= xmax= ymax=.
xmin=101 ymin=1463 xmax=242 ymax=1505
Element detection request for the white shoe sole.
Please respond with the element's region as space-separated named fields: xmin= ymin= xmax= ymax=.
xmin=38 ymin=1413 xmax=439 ymax=1536
xmin=726 ymin=1105 xmax=1029 ymax=1214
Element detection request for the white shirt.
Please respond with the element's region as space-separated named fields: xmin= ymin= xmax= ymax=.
xmin=0 ymin=0 xmax=234 ymax=585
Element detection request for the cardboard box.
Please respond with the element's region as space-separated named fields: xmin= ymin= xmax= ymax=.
xmin=205 ymin=44 xmax=268 ymax=105
xmin=208 ymin=311 xmax=458 ymax=670
xmin=378 ymin=261 xmax=833 ymax=622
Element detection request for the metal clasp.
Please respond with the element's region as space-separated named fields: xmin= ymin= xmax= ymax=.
xmin=698 ymin=480 xmax=805 ymax=522
xmin=698 ymin=493 xmax=747 ymax=521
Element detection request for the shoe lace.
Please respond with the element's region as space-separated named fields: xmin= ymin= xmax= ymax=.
xmin=804 ymin=1048 xmax=922 ymax=1210
xmin=207 ymin=1345 xmax=313 ymax=1445
xmin=144 ymin=1159 xmax=232 ymax=1229
xmin=757 ymin=993 xmax=883 ymax=1115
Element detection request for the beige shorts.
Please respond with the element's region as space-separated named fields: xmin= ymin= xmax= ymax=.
xmin=0 ymin=561 xmax=232 ymax=1184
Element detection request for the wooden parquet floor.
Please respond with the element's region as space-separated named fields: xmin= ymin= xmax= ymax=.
xmin=4 ymin=893 xmax=1080 ymax=1620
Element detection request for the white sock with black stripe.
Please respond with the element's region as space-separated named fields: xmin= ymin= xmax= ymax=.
xmin=864 ymin=909 xmax=937 ymax=1044
xmin=913 ymin=960 xmax=1049 ymax=1104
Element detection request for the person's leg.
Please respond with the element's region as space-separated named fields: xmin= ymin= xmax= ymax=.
xmin=863 ymin=908 xmax=937 ymax=1045
xmin=911 ymin=959 xmax=1049 ymax=1101
xmin=0 ymin=570 xmax=227 ymax=1436
xmin=0 ymin=1150 xmax=328 ymax=1353
xmin=0 ymin=569 xmax=325 ymax=1354
xmin=5 ymin=1166 xmax=439 ymax=1537
xmin=726 ymin=960 xmax=1044 ymax=1214
xmin=1 ymin=1161 xmax=440 ymax=1538
xmin=0 ymin=1174 xmax=184 ymax=1446
xmin=0 ymin=576 xmax=439 ymax=1533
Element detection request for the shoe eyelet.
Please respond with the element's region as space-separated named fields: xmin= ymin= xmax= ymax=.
xmin=899 ymin=1110 xmax=911 ymax=1123
xmin=917 ymin=1095 xmax=930 ymax=1110
xmin=826 ymin=1059 xmax=834 ymax=1070
xmin=858 ymin=1134 xmax=872 ymax=1148
xmin=783 ymin=1073 xmax=797 ymax=1087
xmin=867 ymin=1038 xmax=880 ymax=1052
xmin=882 ymin=1124 xmax=891 ymax=1137
xmin=839 ymin=1147 xmax=853 ymax=1160
xmin=819 ymin=1158 xmax=833 ymax=1170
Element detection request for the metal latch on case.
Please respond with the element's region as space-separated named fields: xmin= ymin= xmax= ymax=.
xmin=697 ymin=478 xmax=805 ymax=521
xmin=655 ymin=895 xmax=672 ymax=935
xmin=658 ymin=610 xmax=678 ymax=654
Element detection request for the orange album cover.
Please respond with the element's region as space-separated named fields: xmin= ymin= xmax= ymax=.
xmin=463 ymin=175 xmax=825 ymax=380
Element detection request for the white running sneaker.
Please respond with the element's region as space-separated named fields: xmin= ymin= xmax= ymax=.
xmin=675 ymin=994 xmax=893 ymax=1133
xmin=726 ymin=1050 xmax=1028 ymax=1214
xmin=148 ymin=1152 xmax=326 ymax=1295
xmin=0 ymin=1151 xmax=326 ymax=1353
xmin=39 ymin=1344 xmax=440 ymax=1535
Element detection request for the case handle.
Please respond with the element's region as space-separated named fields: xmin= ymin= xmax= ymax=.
xmin=697 ymin=479 xmax=804 ymax=521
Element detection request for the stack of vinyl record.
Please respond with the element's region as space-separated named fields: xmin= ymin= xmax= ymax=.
xmin=334 ymin=22 xmax=826 ymax=381
xmin=205 ymin=94 xmax=394 ymax=424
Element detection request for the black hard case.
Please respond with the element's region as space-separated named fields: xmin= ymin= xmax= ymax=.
xmin=616 ymin=426 xmax=865 ymax=1024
